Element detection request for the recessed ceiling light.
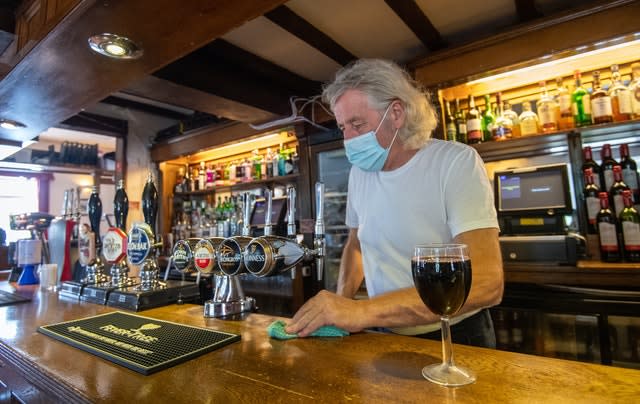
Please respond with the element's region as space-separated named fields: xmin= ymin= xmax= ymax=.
xmin=0 ymin=119 xmax=26 ymax=130
xmin=88 ymin=33 xmax=143 ymax=59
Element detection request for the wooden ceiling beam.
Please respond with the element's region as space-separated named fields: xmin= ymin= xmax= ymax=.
xmin=265 ymin=5 xmax=356 ymax=66
xmin=384 ymin=0 xmax=447 ymax=52
xmin=0 ymin=0 xmax=288 ymax=143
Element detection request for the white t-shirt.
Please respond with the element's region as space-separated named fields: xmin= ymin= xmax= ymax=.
xmin=345 ymin=139 xmax=498 ymax=334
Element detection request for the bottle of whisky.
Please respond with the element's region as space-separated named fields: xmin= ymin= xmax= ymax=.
xmin=609 ymin=64 xmax=633 ymax=122
xmin=591 ymin=70 xmax=613 ymax=124
xmin=555 ymin=77 xmax=574 ymax=130
xmin=619 ymin=189 xmax=640 ymax=262
xmin=572 ymin=70 xmax=592 ymax=127
xmin=596 ymin=191 xmax=621 ymax=262
xmin=466 ymin=95 xmax=482 ymax=144
xmin=519 ymin=101 xmax=539 ymax=136
xmin=536 ymin=81 xmax=558 ymax=133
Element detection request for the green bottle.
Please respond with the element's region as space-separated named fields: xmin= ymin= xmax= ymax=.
xmin=571 ymin=70 xmax=592 ymax=127
xmin=481 ymin=94 xmax=495 ymax=142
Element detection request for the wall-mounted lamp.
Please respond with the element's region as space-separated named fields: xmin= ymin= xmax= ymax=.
xmin=88 ymin=33 xmax=143 ymax=59
xmin=0 ymin=119 xmax=26 ymax=130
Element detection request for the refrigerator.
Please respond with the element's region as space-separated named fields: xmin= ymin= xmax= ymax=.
xmin=310 ymin=139 xmax=351 ymax=292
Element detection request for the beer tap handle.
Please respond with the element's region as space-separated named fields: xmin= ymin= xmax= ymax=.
xmin=264 ymin=189 xmax=273 ymax=236
xmin=114 ymin=179 xmax=129 ymax=232
xmin=142 ymin=172 xmax=158 ymax=238
xmin=286 ymin=186 xmax=296 ymax=238
xmin=88 ymin=186 xmax=102 ymax=249
xmin=314 ymin=182 xmax=325 ymax=281
xmin=242 ymin=192 xmax=253 ymax=237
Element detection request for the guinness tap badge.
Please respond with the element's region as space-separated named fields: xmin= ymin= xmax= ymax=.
xmin=244 ymin=242 xmax=269 ymax=275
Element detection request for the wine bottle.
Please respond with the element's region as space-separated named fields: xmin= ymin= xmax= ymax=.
xmin=481 ymin=94 xmax=495 ymax=142
xmin=454 ymin=98 xmax=467 ymax=143
xmin=466 ymin=95 xmax=482 ymax=144
xmin=583 ymin=168 xmax=600 ymax=235
xmin=582 ymin=146 xmax=602 ymax=190
xmin=619 ymin=143 xmax=640 ymax=206
xmin=600 ymin=144 xmax=618 ymax=192
xmin=620 ymin=189 xmax=640 ymax=262
xmin=445 ymin=99 xmax=457 ymax=142
xmin=609 ymin=165 xmax=630 ymax=218
xmin=596 ymin=191 xmax=621 ymax=262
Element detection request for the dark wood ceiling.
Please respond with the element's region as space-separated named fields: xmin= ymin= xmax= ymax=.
xmin=0 ymin=0 xmax=631 ymax=145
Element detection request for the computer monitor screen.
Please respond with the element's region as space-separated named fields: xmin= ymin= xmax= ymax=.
xmin=250 ymin=197 xmax=286 ymax=226
xmin=495 ymin=164 xmax=572 ymax=215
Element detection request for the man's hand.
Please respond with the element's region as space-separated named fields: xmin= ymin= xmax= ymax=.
xmin=285 ymin=290 xmax=365 ymax=337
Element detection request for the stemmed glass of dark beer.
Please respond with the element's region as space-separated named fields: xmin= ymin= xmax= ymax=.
xmin=412 ymin=243 xmax=475 ymax=386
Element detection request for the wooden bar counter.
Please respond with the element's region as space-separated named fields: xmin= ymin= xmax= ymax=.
xmin=1 ymin=283 xmax=639 ymax=403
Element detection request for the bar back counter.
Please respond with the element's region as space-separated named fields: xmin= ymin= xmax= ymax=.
xmin=0 ymin=283 xmax=638 ymax=403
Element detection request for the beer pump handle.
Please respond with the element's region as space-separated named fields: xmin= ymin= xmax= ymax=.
xmin=314 ymin=182 xmax=325 ymax=281
xmin=142 ymin=172 xmax=158 ymax=238
xmin=114 ymin=179 xmax=129 ymax=232
xmin=286 ymin=186 xmax=296 ymax=238
xmin=242 ymin=192 xmax=253 ymax=236
xmin=264 ymin=189 xmax=273 ymax=236
xmin=88 ymin=186 xmax=102 ymax=248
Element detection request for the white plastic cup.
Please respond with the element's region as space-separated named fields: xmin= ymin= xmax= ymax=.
xmin=38 ymin=263 xmax=59 ymax=291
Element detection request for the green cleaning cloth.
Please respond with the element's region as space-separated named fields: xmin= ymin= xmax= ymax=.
xmin=267 ymin=320 xmax=349 ymax=340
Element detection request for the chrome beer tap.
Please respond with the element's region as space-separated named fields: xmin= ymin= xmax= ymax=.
xmin=202 ymin=192 xmax=256 ymax=318
xmin=242 ymin=183 xmax=326 ymax=280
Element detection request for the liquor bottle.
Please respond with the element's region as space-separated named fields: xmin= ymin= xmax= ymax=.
xmin=536 ymin=80 xmax=558 ymax=133
xmin=619 ymin=189 xmax=640 ymax=262
xmin=518 ymin=101 xmax=539 ymax=136
xmin=265 ymin=147 xmax=274 ymax=178
xmin=609 ymin=64 xmax=633 ymax=122
xmin=454 ymin=98 xmax=467 ymax=143
xmin=205 ymin=163 xmax=215 ymax=189
xmin=572 ymin=70 xmax=592 ymax=127
xmin=291 ymin=146 xmax=299 ymax=174
xmin=619 ymin=143 xmax=640 ymax=205
xmin=466 ymin=95 xmax=482 ymax=144
xmin=278 ymin=145 xmax=287 ymax=176
xmin=183 ymin=166 xmax=192 ymax=193
xmin=502 ymin=100 xmax=520 ymax=138
xmin=601 ymin=143 xmax=618 ymax=192
xmin=174 ymin=166 xmax=185 ymax=193
xmin=596 ymin=191 xmax=621 ymax=262
xmin=252 ymin=149 xmax=262 ymax=181
xmin=555 ymin=77 xmax=574 ymax=130
xmin=198 ymin=161 xmax=206 ymax=191
xmin=583 ymin=168 xmax=600 ymax=234
xmin=228 ymin=161 xmax=236 ymax=185
xmin=444 ymin=99 xmax=457 ymax=142
xmin=481 ymin=94 xmax=495 ymax=142
xmin=590 ymin=70 xmax=613 ymax=124
xmin=582 ymin=146 xmax=602 ymax=190
xmin=609 ymin=165 xmax=629 ymax=217
xmin=491 ymin=93 xmax=512 ymax=141
xmin=630 ymin=62 xmax=640 ymax=119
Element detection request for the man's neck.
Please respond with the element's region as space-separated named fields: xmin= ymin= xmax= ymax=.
xmin=383 ymin=140 xmax=420 ymax=171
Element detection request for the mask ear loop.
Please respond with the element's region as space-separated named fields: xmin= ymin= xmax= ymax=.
xmin=387 ymin=128 xmax=399 ymax=151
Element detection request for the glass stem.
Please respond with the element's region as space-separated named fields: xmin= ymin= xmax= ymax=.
xmin=441 ymin=316 xmax=455 ymax=367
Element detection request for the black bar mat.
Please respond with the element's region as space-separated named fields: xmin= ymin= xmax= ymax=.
xmin=0 ymin=290 xmax=31 ymax=306
xmin=38 ymin=311 xmax=240 ymax=375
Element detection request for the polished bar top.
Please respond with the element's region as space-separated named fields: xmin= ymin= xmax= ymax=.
xmin=1 ymin=283 xmax=639 ymax=403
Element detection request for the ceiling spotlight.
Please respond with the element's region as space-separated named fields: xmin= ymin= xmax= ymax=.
xmin=88 ymin=33 xmax=143 ymax=59
xmin=0 ymin=119 xmax=26 ymax=130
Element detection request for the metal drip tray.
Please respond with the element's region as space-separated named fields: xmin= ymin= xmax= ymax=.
xmin=38 ymin=311 xmax=240 ymax=375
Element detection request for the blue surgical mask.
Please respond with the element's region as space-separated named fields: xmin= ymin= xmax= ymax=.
xmin=344 ymin=104 xmax=398 ymax=172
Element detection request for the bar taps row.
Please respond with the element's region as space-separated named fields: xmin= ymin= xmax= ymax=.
xmin=171 ymin=182 xmax=326 ymax=318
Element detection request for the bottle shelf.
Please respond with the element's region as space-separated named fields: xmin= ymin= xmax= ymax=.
xmin=470 ymin=118 xmax=640 ymax=162
xmin=173 ymin=174 xmax=299 ymax=197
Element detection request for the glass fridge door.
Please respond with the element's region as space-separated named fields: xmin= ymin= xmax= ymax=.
xmin=314 ymin=145 xmax=350 ymax=291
